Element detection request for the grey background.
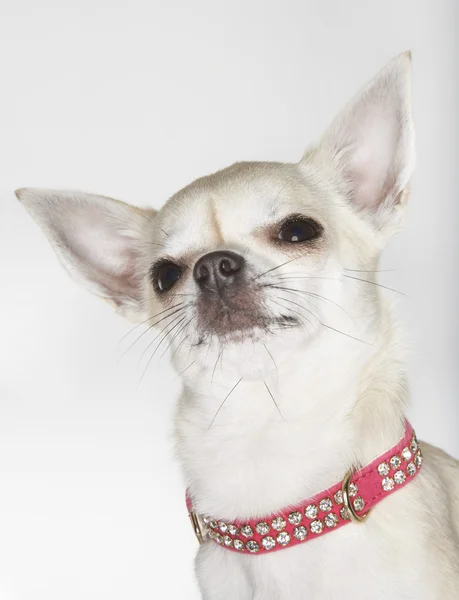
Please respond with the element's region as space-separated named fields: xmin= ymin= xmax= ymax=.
xmin=0 ymin=1 xmax=457 ymax=598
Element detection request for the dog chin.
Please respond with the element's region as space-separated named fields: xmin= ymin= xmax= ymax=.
xmin=190 ymin=320 xmax=307 ymax=380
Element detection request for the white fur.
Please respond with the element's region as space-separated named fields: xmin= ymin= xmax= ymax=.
xmin=17 ymin=53 xmax=459 ymax=599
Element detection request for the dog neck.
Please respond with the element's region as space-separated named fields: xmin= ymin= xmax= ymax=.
xmin=175 ymin=299 xmax=407 ymax=521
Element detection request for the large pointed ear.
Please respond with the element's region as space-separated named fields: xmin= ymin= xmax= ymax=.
xmin=16 ymin=188 xmax=156 ymax=320
xmin=306 ymin=52 xmax=415 ymax=234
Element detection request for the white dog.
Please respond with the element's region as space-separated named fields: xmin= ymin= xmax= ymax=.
xmin=18 ymin=53 xmax=459 ymax=599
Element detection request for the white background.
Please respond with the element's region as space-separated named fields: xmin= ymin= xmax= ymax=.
xmin=0 ymin=1 xmax=457 ymax=599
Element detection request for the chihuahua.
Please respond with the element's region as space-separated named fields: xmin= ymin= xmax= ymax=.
xmin=17 ymin=53 xmax=459 ymax=599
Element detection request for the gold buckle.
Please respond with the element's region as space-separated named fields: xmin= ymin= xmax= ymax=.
xmin=189 ymin=512 xmax=206 ymax=545
xmin=341 ymin=469 xmax=372 ymax=523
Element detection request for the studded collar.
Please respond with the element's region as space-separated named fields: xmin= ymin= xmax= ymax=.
xmin=187 ymin=420 xmax=422 ymax=554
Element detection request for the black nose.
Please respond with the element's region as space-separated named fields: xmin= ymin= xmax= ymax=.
xmin=193 ymin=251 xmax=245 ymax=293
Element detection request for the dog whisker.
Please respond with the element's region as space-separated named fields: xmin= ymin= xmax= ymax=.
xmin=211 ymin=348 xmax=223 ymax=385
xmin=158 ymin=226 xmax=171 ymax=238
xmin=343 ymin=268 xmax=398 ymax=273
xmin=272 ymin=286 xmax=340 ymax=329
xmin=218 ymin=346 xmax=224 ymax=373
xmin=266 ymin=274 xmax=406 ymax=297
xmin=148 ymin=315 xmax=188 ymax=362
xmin=138 ymin=315 xmax=188 ymax=384
xmin=276 ymin=295 xmax=318 ymax=322
xmin=172 ymin=293 xmax=195 ymax=298
xmin=173 ymin=318 xmax=196 ymax=359
xmin=118 ymin=304 xmax=188 ymax=363
xmin=262 ymin=343 xmax=278 ymax=381
xmin=138 ymin=312 xmax=187 ymax=367
xmin=320 ymin=323 xmax=372 ymax=346
xmin=207 ymin=377 xmax=243 ymax=431
xmin=162 ymin=317 xmax=194 ymax=359
xmin=117 ymin=302 xmax=185 ymax=347
xmin=269 ymin=297 xmax=314 ymax=329
xmin=263 ymin=381 xmax=284 ymax=420
xmin=272 ymin=295 xmax=370 ymax=346
xmin=342 ymin=274 xmax=407 ymax=297
xmin=253 ymin=255 xmax=303 ymax=281
xmin=174 ymin=360 xmax=196 ymax=380
xmin=260 ymin=283 xmax=354 ymax=323
xmin=174 ymin=321 xmax=196 ymax=360
xmin=143 ymin=241 xmax=168 ymax=249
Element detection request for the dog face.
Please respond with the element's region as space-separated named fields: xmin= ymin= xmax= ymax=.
xmin=17 ymin=53 xmax=414 ymax=378
xmin=149 ymin=162 xmax=330 ymax=342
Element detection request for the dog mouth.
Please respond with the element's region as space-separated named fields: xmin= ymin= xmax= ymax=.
xmin=192 ymin=275 xmax=302 ymax=344
xmin=193 ymin=307 xmax=300 ymax=345
xmin=271 ymin=314 xmax=299 ymax=327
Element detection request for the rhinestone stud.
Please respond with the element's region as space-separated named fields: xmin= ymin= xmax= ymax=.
xmin=288 ymin=511 xmax=303 ymax=525
xmin=410 ymin=439 xmax=418 ymax=453
xmin=319 ymin=498 xmax=333 ymax=512
xmin=261 ymin=536 xmax=276 ymax=551
xmin=223 ymin=535 xmax=233 ymax=547
xmin=310 ymin=520 xmax=324 ymax=534
xmin=382 ymin=477 xmax=395 ymax=491
xmin=394 ymin=470 xmax=406 ymax=485
xmin=340 ymin=506 xmax=350 ymax=520
xmin=348 ymin=482 xmax=358 ymax=497
xmin=305 ymin=504 xmax=318 ymax=519
xmin=378 ymin=462 xmax=390 ymax=476
xmin=246 ymin=540 xmax=260 ymax=553
xmin=390 ymin=455 xmax=401 ymax=469
xmin=276 ymin=532 xmax=291 ymax=546
xmin=414 ymin=452 xmax=422 ymax=468
xmin=214 ymin=532 xmax=223 ymax=544
xmin=219 ymin=521 xmax=228 ymax=533
xmin=407 ymin=462 xmax=416 ymax=476
xmin=241 ymin=525 xmax=254 ymax=538
xmin=271 ymin=517 xmax=286 ymax=531
xmin=401 ymin=447 xmax=412 ymax=461
xmin=293 ymin=525 xmax=308 ymax=540
xmin=353 ymin=496 xmax=365 ymax=512
xmin=228 ymin=524 xmax=239 ymax=536
xmin=256 ymin=522 xmax=270 ymax=535
xmin=233 ymin=539 xmax=245 ymax=551
xmin=209 ymin=520 xmax=218 ymax=530
xmin=334 ymin=490 xmax=344 ymax=504
xmin=325 ymin=513 xmax=339 ymax=528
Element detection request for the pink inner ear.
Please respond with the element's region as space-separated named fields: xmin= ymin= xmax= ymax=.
xmin=348 ymin=103 xmax=400 ymax=210
xmin=59 ymin=207 xmax=144 ymax=303
xmin=316 ymin=54 xmax=414 ymax=222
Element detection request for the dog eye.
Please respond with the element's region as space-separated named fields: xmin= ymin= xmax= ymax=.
xmin=278 ymin=217 xmax=321 ymax=243
xmin=155 ymin=262 xmax=182 ymax=292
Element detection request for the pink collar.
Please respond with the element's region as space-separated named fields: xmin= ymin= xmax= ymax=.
xmin=187 ymin=421 xmax=422 ymax=554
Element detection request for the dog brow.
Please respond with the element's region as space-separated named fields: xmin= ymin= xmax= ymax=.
xmin=208 ymin=197 xmax=224 ymax=244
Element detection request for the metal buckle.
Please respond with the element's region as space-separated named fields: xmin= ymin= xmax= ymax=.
xmin=341 ymin=469 xmax=372 ymax=523
xmin=189 ymin=511 xmax=206 ymax=545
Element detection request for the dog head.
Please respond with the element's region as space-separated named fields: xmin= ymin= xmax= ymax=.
xmin=17 ymin=53 xmax=414 ymax=380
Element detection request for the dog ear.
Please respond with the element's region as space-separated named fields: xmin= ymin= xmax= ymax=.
xmin=16 ymin=188 xmax=155 ymax=320
xmin=306 ymin=52 xmax=415 ymax=234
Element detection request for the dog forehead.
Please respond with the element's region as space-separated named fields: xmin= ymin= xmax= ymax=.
xmin=158 ymin=162 xmax=320 ymax=254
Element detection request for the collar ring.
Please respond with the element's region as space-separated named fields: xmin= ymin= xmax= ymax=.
xmin=341 ymin=469 xmax=373 ymax=523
